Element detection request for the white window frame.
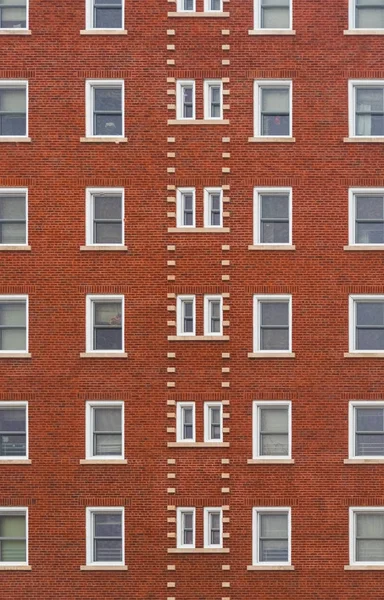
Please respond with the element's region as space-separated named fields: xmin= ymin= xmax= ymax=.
xmin=176 ymin=188 xmax=195 ymax=229
xmin=176 ymin=402 xmax=195 ymax=442
xmin=86 ymin=506 xmax=125 ymax=567
xmin=253 ymin=294 xmax=292 ymax=354
xmin=252 ymin=507 xmax=291 ymax=566
xmin=85 ymin=294 xmax=125 ymax=354
xmin=253 ymin=0 xmax=292 ymax=31
xmin=85 ymin=401 xmax=124 ymax=461
xmin=254 ymin=80 xmax=292 ymax=138
xmin=348 ymin=188 xmax=384 ymax=246
xmin=204 ymin=80 xmax=223 ymax=120
xmin=204 ymin=295 xmax=223 ymax=336
xmin=204 ymin=188 xmax=223 ymax=228
xmin=349 ymin=401 xmax=384 ymax=459
xmin=176 ymin=80 xmax=196 ymax=121
xmin=348 ymin=0 xmax=384 ymax=31
xmin=349 ymin=507 xmax=384 ymax=566
xmin=177 ymin=507 xmax=196 ymax=549
xmin=0 ymin=401 xmax=28 ymax=461
xmin=85 ymin=79 xmax=125 ymax=139
xmin=204 ymin=402 xmax=223 ymax=443
xmin=0 ymin=0 xmax=28 ymax=30
xmin=253 ymin=187 xmax=292 ymax=246
xmin=0 ymin=81 xmax=28 ymax=139
xmin=204 ymin=507 xmax=223 ymax=548
xmin=204 ymin=0 xmax=223 ymax=12
xmin=177 ymin=0 xmax=196 ymax=12
xmin=252 ymin=401 xmax=291 ymax=460
xmin=176 ymin=295 xmax=196 ymax=336
xmin=85 ymin=187 xmax=125 ymax=247
xmin=0 ymin=295 xmax=28 ymax=355
xmin=349 ymin=295 xmax=384 ymax=353
xmin=348 ymin=80 xmax=384 ymax=139
xmin=0 ymin=507 xmax=28 ymax=566
xmin=0 ymin=188 xmax=28 ymax=247
xmin=86 ymin=0 xmax=125 ymax=31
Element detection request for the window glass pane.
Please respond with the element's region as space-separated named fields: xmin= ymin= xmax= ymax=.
xmin=261 ymin=433 xmax=288 ymax=455
xmin=95 ymin=223 xmax=122 ymax=244
xmin=94 ymin=513 xmax=121 ymax=537
xmin=356 ymin=434 xmax=384 ymax=456
xmin=183 ymin=302 xmax=193 ymax=318
xmin=262 ymin=115 xmax=289 ymax=136
xmin=357 ymin=0 xmax=384 ymax=4
xmin=95 ymin=8 xmax=122 ymax=28
xmin=261 ymin=222 xmax=289 ymax=244
xmin=262 ymin=89 xmax=289 ymax=113
xmin=184 ymin=0 xmax=194 ymax=8
xmin=183 ymin=408 xmax=192 ymax=425
xmin=260 ymin=328 xmax=289 ymax=351
xmin=94 ymin=0 xmax=122 ymax=4
xmin=211 ymin=0 xmax=221 ymax=8
xmin=95 ymin=115 xmax=122 ymax=136
xmin=183 ymin=513 xmax=193 ymax=529
xmin=356 ymin=7 xmax=384 ymax=28
xmin=94 ymin=408 xmax=121 ymax=432
xmin=357 ymin=88 xmax=384 ymax=112
xmin=260 ymin=513 xmax=288 ymax=537
xmin=262 ymin=7 xmax=289 ymax=28
xmin=357 ymin=329 xmax=384 ymax=350
xmin=1 ymin=540 xmax=25 ymax=561
xmin=262 ymin=0 xmax=289 ymax=4
xmin=1 ymin=7 xmax=26 ymax=28
xmin=261 ymin=302 xmax=288 ymax=326
xmin=261 ymin=408 xmax=288 ymax=432
xmin=356 ymin=408 xmax=384 ymax=432
xmin=94 ymin=302 xmax=121 ymax=326
xmin=95 ymin=433 xmax=122 ymax=455
xmin=261 ymin=195 xmax=289 ymax=219
xmin=0 ymin=514 xmax=25 ymax=537
xmin=0 ymin=408 xmax=25 ymax=432
xmin=0 ymin=303 xmax=25 ymax=327
xmin=94 ymin=196 xmax=121 ymax=220
xmin=0 ymin=0 xmax=27 ymax=4
xmin=94 ymin=88 xmax=121 ymax=112
xmin=357 ymin=302 xmax=384 ymax=326
xmin=0 ymin=329 xmax=25 ymax=350
xmin=94 ymin=329 xmax=122 ymax=350
xmin=260 ymin=539 xmax=288 ymax=562
xmin=0 ymin=89 xmax=26 ymax=112
xmin=0 ymin=196 xmax=25 ymax=220
xmin=95 ymin=539 xmax=122 ymax=562
xmin=356 ymin=196 xmax=384 ymax=220
xmin=357 ymin=539 xmax=384 ymax=561
xmin=356 ymin=222 xmax=384 ymax=244
xmin=211 ymin=513 xmax=220 ymax=529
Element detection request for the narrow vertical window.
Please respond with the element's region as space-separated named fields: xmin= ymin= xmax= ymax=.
xmin=86 ymin=80 xmax=124 ymax=138
xmin=256 ymin=0 xmax=291 ymax=30
xmin=0 ymin=296 xmax=28 ymax=353
xmin=253 ymin=295 xmax=292 ymax=353
xmin=0 ymin=82 xmax=27 ymax=138
xmin=204 ymin=81 xmax=223 ymax=120
xmin=0 ymin=189 xmax=27 ymax=246
xmin=177 ymin=81 xmax=195 ymax=120
xmin=89 ymin=0 xmax=123 ymax=29
xmin=177 ymin=188 xmax=195 ymax=228
xmin=253 ymin=508 xmax=291 ymax=565
xmin=204 ymin=402 xmax=223 ymax=442
xmin=253 ymin=402 xmax=291 ymax=459
xmin=86 ymin=188 xmax=124 ymax=246
xmin=0 ymin=403 xmax=27 ymax=459
xmin=254 ymin=189 xmax=291 ymax=245
xmin=204 ymin=508 xmax=223 ymax=548
xmin=204 ymin=295 xmax=223 ymax=336
xmin=0 ymin=509 xmax=28 ymax=565
xmin=350 ymin=509 xmax=384 ymax=565
xmin=86 ymin=508 xmax=125 ymax=566
xmin=177 ymin=296 xmax=196 ymax=336
xmin=177 ymin=508 xmax=195 ymax=548
xmin=254 ymin=81 xmax=292 ymax=138
xmin=177 ymin=403 xmax=195 ymax=442
xmin=86 ymin=295 xmax=124 ymax=353
xmin=0 ymin=0 xmax=27 ymax=29
xmin=204 ymin=188 xmax=223 ymax=228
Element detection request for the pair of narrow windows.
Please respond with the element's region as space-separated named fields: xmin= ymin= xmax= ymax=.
xmin=178 ymin=0 xmax=223 ymax=13
xmin=177 ymin=507 xmax=223 ymax=549
xmin=177 ymin=188 xmax=223 ymax=229
xmin=177 ymin=295 xmax=223 ymax=337
xmin=177 ymin=403 xmax=223 ymax=443
xmin=177 ymin=81 xmax=223 ymax=121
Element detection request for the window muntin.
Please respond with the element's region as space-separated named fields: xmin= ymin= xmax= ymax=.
xmin=0 ymin=509 xmax=27 ymax=565
xmin=253 ymin=295 xmax=292 ymax=353
xmin=204 ymin=81 xmax=223 ymax=120
xmin=0 ymin=403 xmax=27 ymax=459
xmin=0 ymin=82 xmax=27 ymax=138
xmin=205 ymin=0 xmax=222 ymax=11
xmin=350 ymin=190 xmax=384 ymax=245
xmin=350 ymin=296 xmax=384 ymax=352
xmin=204 ymin=295 xmax=223 ymax=336
xmin=86 ymin=402 xmax=124 ymax=459
xmin=177 ymin=402 xmax=195 ymax=442
xmin=204 ymin=402 xmax=223 ymax=442
xmin=86 ymin=80 xmax=124 ymax=138
xmin=353 ymin=0 xmax=384 ymax=29
xmin=177 ymin=188 xmax=195 ymax=228
xmin=0 ymin=0 xmax=27 ymax=29
xmin=0 ymin=296 xmax=28 ymax=353
xmin=0 ymin=189 xmax=27 ymax=246
xmin=253 ymin=508 xmax=291 ymax=565
xmin=88 ymin=0 xmax=123 ymax=29
xmin=254 ymin=188 xmax=291 ymax=245
xmin=255 ymin=0 xmax=291 ymax=29
xmin=350 ymin=509 xmax=384 ymax=565
xmin=254 ymin=82 xmax=291 ymax=137
xmin=177 ymin=508 xmax=195 ymax=548
xmin=253 ymin=402 xmax=291 ymax=459
xmin=87 ymin=508 xmax=124 ymax=566
xmin=86 ymin=295 xmax=124 ymax=353
xmin=204 ymin=508 xmax=222 ymax=548
xmin=176 ymin=81 xmax=195 ymax=120
xmin=177 ymin=0 xmax=195 ymax=12
xmin=86 ymin=188 xmax=124 ymax=246
xmin=204 ymin=188 xmax=223 ymax=228
xmin=177 ymin=295 xmax=196 ymax=336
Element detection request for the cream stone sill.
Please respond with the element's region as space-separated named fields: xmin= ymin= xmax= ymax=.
xmin=344 ymin=352 xmax=384 ymax=358
xmin=80 ymin=29 xmax=127 ymax=35
xmin=247 ymin=565 xmax=294 ymax=571
xmin=344 ymin=137 xmax=384 ymax=143
xmin=80 ymin=352 xmax=128 ymax=358
xmin=168 ymin=335 xmax=229 ymax=341
xmin=168 ymin=442 xmax=230 ymax=448
xmin=344 ymin=565 xmax=384 ymax=570
xmin=168 ymin=548 xmax=229 ymax=554
xmin=344 ymin=29 xmax=384 ymax=35
xmin=168 ymin=11 xmax=229 ymax=17
xmin=0 ymin=353 xmax=31 ymax=359
xmin=80 ymin=137 xmax=127 ymax=143
xmin=0 ymin=29 xmax=31 ymax=35
xmin=247 ymin=458 xmax=294 ymax=464
xmin=248 ymin=244 xmax=295 ymax=251
xmin=344 ymin=245 xmax=384 ymax=251
xmin=80 ymin=459 xmax=127 ymax=465
xmin=168 ymin=119 xmax=229 ymax=125
xmin=249 ymin=137 xmax=295 ymax=143
xmin=168 ymin=227 xmax=230 ymax=233
xmin=344 ymin=458 xmax=384 ymax=464
xmin=0 ymin=459 xmax=31 ymax=465
xmin=80 ymin=245 xmax=128 ymax=251
xmin=0 ymin=137 xmax=31 ymax=143
xmin=248 ymin=352 xmax=295 ymax=358
xmin=248 ymin=29 xmax=295 ymax=35
xmin=80 ymin=565 xmax=127 ymax=571
xmin=0 ymin=245 xmax=31 ymax=251
xmin=0 ymin=565 xmax=31 ymax=570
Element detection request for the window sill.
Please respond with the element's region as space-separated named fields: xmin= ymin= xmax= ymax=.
xmin=168 ymin=548 xmax=229 ymax=554
xmin=248 ymin=244 xmax=295 ymax=251
xmin=248 ymin=29 xmax=296 ymax=35
xmin=168 ymin=335 xmax=229 ymax=341
xmin=0 ymin=353 xmax=31 ymax=359
xmin=168 ymin=119 xmax=229 ymax=125
xmin=344 ymin=352 xmax=384 ymax=358
xmin=0 ymin=565 xmax=31 ymax=570
xmin=80 ymin=352 xmax=128 ymax=358
xmin=0 ymin=29 xmax=31 ymax=35
xmin=168 ymin=442 xmax=230 ymax=448
xmin=80 ymin=137 xmax=127 ymax=143
xmin=248 ymin=352 xmax=295 ymax=358
xmin=344 ymin=565 xmax=384 ymax=570
xmin=0 ymin=137 xmax=31 ymax=143
xmin=344 ymin=137 xmax=384 ymax=143
xmin=247 ymin=565 xmax=294 ymax=571
xmin=248 ymin=137 xmax=295 ymax=143
xmin=344 ymin=29 xmax=384 ymax=35
xmin=80 ymin=245 xmax=128 ymax=251
xmin=344 ymin=458 xmax=384 ymax=464
xmin=80 ymin=565 xmax=128 ymax=571
xmin=0 ymin=459 xmax=31 ymax=465
xmin=168 ymin=11 xmax=230 ymax=17
xmin=168 ymin=227 xmax=230 ymax=233
xmin=0 ymin=245 xmax=31 ymax=251
xmin=247 ymin=458 xmax=294 ymax=464
xmin=344 ymin=245 xmax=384 ymax=251
xmin=80 ymin=29 xmax=128 ymax=35
xmin=80 ymin=459 xmax=127 ymax=465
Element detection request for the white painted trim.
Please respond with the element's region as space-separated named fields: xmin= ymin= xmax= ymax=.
xmin=176 ymin=402 xmax=195 ymax=442
xmin=176 ymin=0 xmax=196 ymax=12
xmin=85 ymin=400 xmax=124 ymax=460
xmin=0 ymin=507 xmax=28 ymax=566
xmin=348 ymin=80 xmax=384 ymax=138
xmin=204 ymin=188 xmax=223 ymax=228
xmin=253 ymin=294 xmax=292 ymax=354
xmin=0 ymin=295 xmax=28 ymax=354
xmin=0 ymin=0 xmax=29 ymax=30
xmin=204 ymin=0 xmax=223 ymax=12
xmin=349 ymin=294 xmax=384 ymax=353
xmin=85 ymin=294 xmax=125 ymax=354
xmin=204 ymin=295 xmax=223 ymax=336
xmin=253 ymin=187 xmax=292 ymax=246
xmin=348 ymin=188 xmax=384 ymax=247
xmin=348 ymin=400 xmax=384 ymax=459
xmin=252 ymin=507 xmax=291 ymax=566
xmin=177 ymin=507 xmax=196 ymax=548
xmin=176 ymin=80 xmax=195 ymax=120
xmin=0 ymin=188 xmax=28 ymax=246
xmin=176 ymin=295 xmax=196 ymax=336
xmin=204 ymin=80 xmax=223 ymax=120
xmin=0 ymin=401 xmax=28 ymax=461
xmin=203 ymin=507 xmax=223 ymax=548
xmin=253 ymin=0 xmax=292 ymax=30
xmin=252 ymin=401 xmax=292 ymax=460
xmin=176 ymin=188 xmax=195 ymax=228
xmin=349 ymin=507 xmax=384 ymax=566
xmin=85 ymin=187 xmax=125 ymax=246
xmin=86 ymin=0 xmax=125 ymax=30
xmin=254 ymin=80 xmax=292 ymax=138
xmin=0 ymin=80 xmax=28 ymax=139
xmin=204 ymin=402 xmax=223 ymax=443
xmin=86 ymin=506 xmax=125 ymax=566
xmin=85 ymin=79 xmax=125 ymax=139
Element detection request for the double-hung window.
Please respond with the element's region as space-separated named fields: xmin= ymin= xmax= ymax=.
xmin=177 ymin=402 xmax=195 ymax=442
xmin=0 ymin=296 xmax=28 ymax=354
xmin=0 ymin=189 xmax=27 ymax=246
xmin=0 ymin=509 xmax=28 ymax=566
xmin=204 ymin=402 xmax=223 ymax=442
xmin=177 ymin=188 xmax=195 ymax=228
xmin=253 ymin=401 xmax=291 ymax=459
xmin=177 ymin=0 xmax=195 ymax=12
xmin=0 ymin=81 xmax=27 ymax=138
xmin=254 ymin=0 xmax=291 ymax=30
xmin=0 ymin=0 xmax=27 ymax=30
xmin=204 ymin=188 xmax=223 ymax=228
xmin=350 ymin=508 xmax=384 ymax=565
xmin=86 ymin=295 xmax=124 ymax=353
xmin=349 ymin=189 xmax=384 ymax=245
xmin=254 ymin=81 xmax=292 ymax=138
xmin=254 ymin=188 xmax=292 ymax=245
xmin=177 ymin=508 xmax=195 ymax=548
xmin=176 ymin=80 xmax=195 ymax=120
xmin=86 ymin=188 xmax=124 ymax=246
xmin=204 ymin=508 xmax=222 ymax=548
xmin=0 ymin=403 xmax=27 ymax=460
xmin=204 ymin=295 xmax=223 ymax=336
xmin=86 ymin=0 xmax=124 ymax=30
xmin=350 ymin=0 xmax=384 ymax=30
xmin=177 ymin=295 xmax=195 ymax=336
xmin=205 ymin=0 xmax=222 ymax=11
xmin=349 ymin=295 xmax=384 ymax=353
xmin=349 ymin=81 xmax=384 ymax=138
xmin=349 ymin=402 xmax=384 ymax=458
xmin=204 ymin=80 xmax=223 ymax=120
xmin=253 ymin=508 xmax=291 ymax=566
xmin=86 ymin=508 xmax=125 ymax=566
xmin=86 ymin=401 xmax=124 ymax=460
xmin=253 ymin=295 xmax=292 ymax=353
xmin=86 ymin=80 xmax=124 ymax=138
